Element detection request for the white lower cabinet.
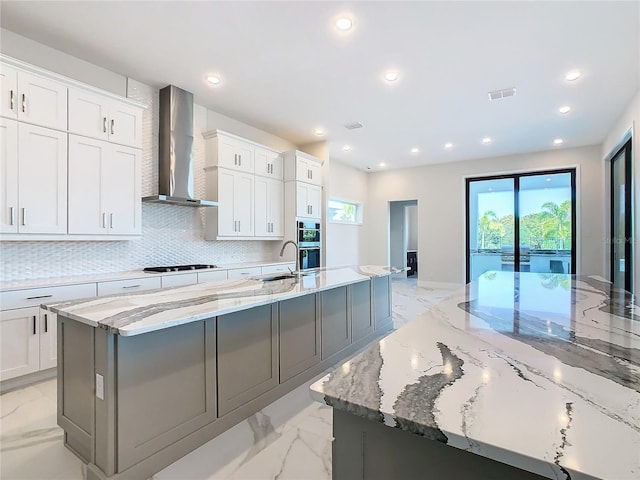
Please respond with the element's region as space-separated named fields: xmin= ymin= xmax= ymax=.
xmin=0 ymin=307 xmax=57 ymax=380
xmin=255 ymin=176 xmax=283 ymax=237
xmin=205 ymin=167 xmax=254 ymax=239
xmin=197 ymin=270 xmax=228 ymax=283
xmin=97 ymin=277 xmax=161 ymax=296
xmin=161 ymin=273 xmax=198 ymax=288
xmin=227 ymin=266 xmax=262 ymax=279
xmin=68 ymin=135 xmax=141 ymax=235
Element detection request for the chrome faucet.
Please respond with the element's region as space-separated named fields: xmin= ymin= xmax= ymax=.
xmin=280 ymin=240 xmax=300 ymax=275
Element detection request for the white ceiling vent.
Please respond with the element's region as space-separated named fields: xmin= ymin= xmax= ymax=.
xmin=488 ymin=87 xmax=516 ymax=101
xmin=345 ymin=121 xmax=364 ymax=130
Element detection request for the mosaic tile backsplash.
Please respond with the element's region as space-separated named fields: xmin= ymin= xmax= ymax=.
xmin=0 ymin=79 xmax=282 ymax=282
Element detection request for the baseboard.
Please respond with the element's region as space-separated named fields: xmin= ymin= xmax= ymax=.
xmin=0 ymin=367 xmax=56 ymax=393
xmin=417 ymin=280 xmax=464 ymax=290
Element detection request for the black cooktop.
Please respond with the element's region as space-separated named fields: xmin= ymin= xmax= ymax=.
xmin=143 ymin=264 xmax=218 ymax=273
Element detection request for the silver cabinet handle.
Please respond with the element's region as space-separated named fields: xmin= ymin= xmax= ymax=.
xmin=238 ymin=154 xmax=241 ymax=166
xmin=103 ymin=117 xmax=107 ymax=133
xmin=32 ymin=315 xmax=37 ymax=335
xmin=110 ymin=119 xmax=115 ymax=135
xmin=21 ymin=94 xmax=26 ymax=113
xmin=21 ymin=208 xmax=26 ymax=225
xmin=9 ymin=90 xmax=14 ymax=110
xmin=238 ymin=220 xmax=240 ymax=231
xmin=26 ymin=294 xmax=52 ymax=300
xmin=102 ymin=212 xmax=107 ymax=228
xmin=122 ymin=284 xmax=141 ymax=289
xmin=9 ymin=206 xmax=14 ymax=226
xmin=234 ymin=154 xmax=237 ymax=166
xmin=44 ymin=314 xmax=48 ymax=333
xmin=110 ymin=213 xmax=114 ymax=229
xmin=310 ymin=170 xmax=313 ymax=180
xmin=310 ymin=205 xmax=313 ymax=215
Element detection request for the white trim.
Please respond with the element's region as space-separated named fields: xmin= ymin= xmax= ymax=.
xmin=0 ymin=234 xmax=141 ymax=241
xmin=418 ymin=280 xmax=464 ymax=290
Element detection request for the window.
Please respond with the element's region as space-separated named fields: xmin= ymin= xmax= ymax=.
xmin=328 ymin=199 xmax=362 ymax=224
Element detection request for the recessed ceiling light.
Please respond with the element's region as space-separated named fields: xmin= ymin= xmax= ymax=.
xmin=565 ymin=70 xmax=581 ymax=82
xmin=343 ymin=145 xmax=352 ymax=152
xmin=206 ymin=75 xmax=221 ymax=85
xmin=379 ymin=162 xmax=386 ymax=167
xmin=488 ymin=188 xmax=493 ymax=192
xmin=384 ymin=71 xmax=399 ymax=82
xmin=553 ymin=138 xmax=564 ymax=145
xmin=335 ymin=17 xmax=353 ymax=31
xmin=482 ymin=137 xmax=492 ymax=145
xmin=313 ymin=128 xmax=325 ymax=136
xmin=411 ymin=147 xmax=419 ymax=154
xmin=546 ymin=178 xmax=552 ymax=182
xmin=558 ymin=105 xmax=571 ymax=114
xmin=444 ymin=143 xmax=454 ymax=150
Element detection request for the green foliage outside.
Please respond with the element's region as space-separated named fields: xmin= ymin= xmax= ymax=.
xmin=477 ymin=200 xmax=572 ymax=250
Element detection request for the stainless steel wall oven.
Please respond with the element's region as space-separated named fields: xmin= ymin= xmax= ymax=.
xmin=298 ymin=221 xmax=321 ymax=269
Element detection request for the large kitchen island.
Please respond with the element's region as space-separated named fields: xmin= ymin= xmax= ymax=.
xmin=44 ymin=265 xmax=398 ymax=480
xmin=311 ymin=271 xmax=640 ymax=479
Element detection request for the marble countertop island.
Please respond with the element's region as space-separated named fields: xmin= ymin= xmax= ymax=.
xmin=311 ymin=271 xmax=640 ymax=480
xmin=43 ymin=265 xmax=399 ymax=336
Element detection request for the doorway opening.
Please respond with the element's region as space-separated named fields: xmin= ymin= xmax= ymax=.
xmin=389 ymin=200 xmax=418 ymax=278
xmin=610 ymin=137 xmax=633 ymax=291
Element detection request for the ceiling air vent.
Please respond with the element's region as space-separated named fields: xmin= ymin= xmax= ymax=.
xmin=488 ymin=87 xmax=516 ymax=101
xmin=345 ymin=121 xmax=364 ymax=130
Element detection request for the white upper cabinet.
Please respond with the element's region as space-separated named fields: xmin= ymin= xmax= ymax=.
xmin=0 ymin=118 xmax=18 ymax=233
xmin=283 ymin=150 xmax=323 ymax=186
xmin=254 ymin=146 xmax=283 ymax=179
xmin=68 ymin=135 xmax=141 ymax=235
xmin=68 ymin=88 xmax=143 ymax=148
xmin=296 ymin=183 xmax=322 ymax=219
xmin=1 ymin=65 xmax=68 ymax=130
xmin=255 ymin=176 xmax=283 ymax=237
xmin=205 ymin=131 xmax=254 ymax=174
xmin=18 ymin=123 xmax=68 ymax=234
xmin=205 ymin=168 xmax=254 ymax=239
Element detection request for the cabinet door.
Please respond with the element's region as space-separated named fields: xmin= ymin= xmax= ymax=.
xmin=218 ymin=136 xmax=253 ymax=173
xmin=307 ymin=184 xmax=322 ymax=219
xmin=295 ymin=157 xmax=309 ymax=183
xmin=269 ymin=179 xmax=284 ymax=236
xmin=351 ymin=281 xmax=373 ymax=341
xmin=161 ymin=273 xmax=198 ymax=288
xmin=104 ymin=144 xmax=141 ymax=234
xmin=254 ymin=176 xmax=269 ymax=237
xmin=0 ymin=307 xmax=40 ymax=381
xmin=321 ymin=287 xmax=351 ymax=359
xmin=68 ymin=88 xmax=110 ymax=141
xmin=0 ymin=64 xmax=18 ymax=119
xmin=68 ymin=135 xmax=106 ymax=234
xmin=255 ymin=147 xmax=282 ymax=179
xmin=279 ymin=294 xmax=320 ymax=382
xmin=18 ymin=124 xmax=67 ymax=234
xmin=234 ymin=172 xmax=254 ymax=236
xmin=217 ymin=169 xmax=237 ymax=236
xmin=307 ymin=161 xmax=322 ymax=186
xmin=0 ymin=118 xmax=18 ymax=233
xmin=39 ymin=310 xmax=57 ymax=370
xmin=18 ymin=71 xmax=67 ymax=130
xmin=109 ymin=101 xmax=143 ymax=148
xmin=296 ymin=183 xmax=309 ymax=218
xmin=217 ymin=305 xmax=278 ymax=417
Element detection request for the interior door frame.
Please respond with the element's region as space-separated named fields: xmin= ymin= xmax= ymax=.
xmin=465 ymin=168 xmax=577 ymax=283
xmin=610 ymin=138 xmax=633 ymax=291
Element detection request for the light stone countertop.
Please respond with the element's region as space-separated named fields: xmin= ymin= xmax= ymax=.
xmin=0 ymin=260 xmax=295 ymax=291
xmin=43 ymin=265 xmax=399 ymax=336
xmin=311 ymin=271 xmax=640 ymax=480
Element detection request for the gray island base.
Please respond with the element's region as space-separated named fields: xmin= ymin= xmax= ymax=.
xmin=49 ymin=266 xmax=396 ymax=480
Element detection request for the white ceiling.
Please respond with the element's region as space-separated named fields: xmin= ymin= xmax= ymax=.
xmin=1 ymin=1 xmax=638 ymax=171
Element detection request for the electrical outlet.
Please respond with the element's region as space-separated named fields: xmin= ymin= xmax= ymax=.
xmin=96 ymin=373 xmax=104 ymax=400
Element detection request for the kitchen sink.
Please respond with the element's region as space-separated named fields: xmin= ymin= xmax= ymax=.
xmin=258 ymin=274 xmax=297 ymax=282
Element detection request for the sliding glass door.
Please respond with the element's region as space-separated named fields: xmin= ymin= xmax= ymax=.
xmin=466 ymin=169 xmax=576 ymax=282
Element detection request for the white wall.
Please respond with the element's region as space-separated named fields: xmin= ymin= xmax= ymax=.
xmin=406 ymin=205 xmax=418 ymax=251
xmin=325 ymin=160 xmax=367 ymax=267
xmin=601 ymin=90 xmax=640 ymax=292
xmin=363 ymin=145 xmax=605 ymax=285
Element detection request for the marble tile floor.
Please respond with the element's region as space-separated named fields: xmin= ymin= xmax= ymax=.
xmin=0 ymin=277 xmax=458 ymax=480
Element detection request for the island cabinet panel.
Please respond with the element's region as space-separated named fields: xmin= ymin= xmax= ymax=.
xmin=373 ymin=276 xmax=392 ymax=331
xmin=116 ymin=319 xmax=217 ymax=471
xmin=279 ymin=293 xmax=320 ymax=382
xmin=351 ymin=281 xmax=373 ymax=342
xmin=217 ymin=304 xmax=278 ymax=417
xmin=321 ymin=287 xmax=352 ymax=359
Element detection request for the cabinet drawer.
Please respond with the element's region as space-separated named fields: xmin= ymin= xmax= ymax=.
xmin=161 ymin=273 xmax=198 ymax=289
xmin=227 ymin=267 xmax=262 ymax=279
xmin=261 ymin=264 xmax=295 ymax=274
xmin=197 ymin=270 xmax=228 ymax=283
xmin=1 ymin=283 xmax=97 ymax=310
xmin=97 ymin=277 xmax=161 ymax=296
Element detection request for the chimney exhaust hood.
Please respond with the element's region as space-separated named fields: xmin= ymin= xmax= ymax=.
xmin=143 ymin=85 xmax=218 ymax=207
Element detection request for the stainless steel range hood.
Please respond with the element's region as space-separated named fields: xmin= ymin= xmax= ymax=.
xmin=143 ymin=85 xmax=218 ymax=207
